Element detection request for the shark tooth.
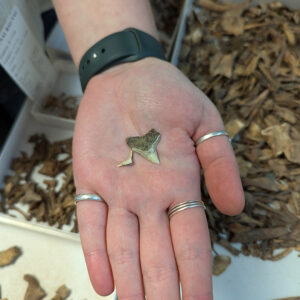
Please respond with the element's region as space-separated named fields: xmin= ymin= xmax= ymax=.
xmin=118 ymin=129 xmax=161 ymax=167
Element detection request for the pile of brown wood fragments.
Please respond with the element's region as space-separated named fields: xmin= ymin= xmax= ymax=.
xmin=179 ymin=0 xmax=300 ymax=262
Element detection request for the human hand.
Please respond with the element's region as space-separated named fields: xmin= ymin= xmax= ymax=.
xmin=73 ymin=57 xmax=244 ymax=299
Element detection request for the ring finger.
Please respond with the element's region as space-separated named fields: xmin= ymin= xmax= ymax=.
xmin=139 ymin=212 xmax=180 ymax=300
xmin=170 ymin=202 xmax=212 ymax=300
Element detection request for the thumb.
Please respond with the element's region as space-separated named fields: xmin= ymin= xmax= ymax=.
xmin=193 ymin=100 xmax=245 ymax=216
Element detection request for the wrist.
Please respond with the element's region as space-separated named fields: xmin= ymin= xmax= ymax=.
xmin=85 ymin=57 xmax=162 ymax=91
xmin=53 ymin=0 xmax=158 ymax=67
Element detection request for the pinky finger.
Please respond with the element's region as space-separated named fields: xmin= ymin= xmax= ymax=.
xmin=76 ymin=199 xmax=114 ymax=296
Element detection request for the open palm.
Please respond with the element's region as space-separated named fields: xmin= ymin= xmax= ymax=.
xmin=73 ymin=58 xmax=244 ymax=300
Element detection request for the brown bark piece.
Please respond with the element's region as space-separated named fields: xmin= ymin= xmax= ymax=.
xmin=213 ymin=254 xmax=231 ymax=276
xmin=232 ymin=227 xmax=290 ymax=243
xmin=221 ymin=8 xmax=245 ymax=36
xmin=42 ymin=95 xmax=79 ymax=120
xmin=23 ymin=274 xmax=46 ymax=300
xmin=196 ymin=0 xmax=233 ymax=12
xmin=0 ymin=246 xmax=22 ymax=267
xmin=51 ymin=285 xmax=71 ymax=300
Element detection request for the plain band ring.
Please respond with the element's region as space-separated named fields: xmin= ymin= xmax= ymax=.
xmin=168 ymin=200 xmax=206 ymax=219
xmin=195 ymin=130 xmax=231 ymax=146
xmin=74 ymin=194 xmax=103 ymax=204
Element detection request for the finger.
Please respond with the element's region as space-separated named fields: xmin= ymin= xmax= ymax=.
xmin=76 ymin=199 xmax=114 ymax=296
xmin=193 ymin=107 xmax=245 ymax=215
xmin=170 ymin=203 xmax=212 ymax=300
xmin=106 ymin=207 xmax=144 ymax=299
xmin=139 ymin=213 xmax=180 ymax=300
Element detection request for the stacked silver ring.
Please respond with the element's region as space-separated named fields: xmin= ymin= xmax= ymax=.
xmin=168 ymin=200 xmax=206 ymax=219
xmin=74 ymin=194 xmax=103 ymax=204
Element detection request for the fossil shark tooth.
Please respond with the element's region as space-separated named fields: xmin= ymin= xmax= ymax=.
xmin=118 ymin=129 xmax=161 ymax=167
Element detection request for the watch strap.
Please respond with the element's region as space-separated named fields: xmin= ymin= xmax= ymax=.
xmin=79 ymin=28 xmax=166 ymax=91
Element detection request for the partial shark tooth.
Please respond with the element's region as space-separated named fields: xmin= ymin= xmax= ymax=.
xmin=117 ymin=150 xmax=133 ymax=167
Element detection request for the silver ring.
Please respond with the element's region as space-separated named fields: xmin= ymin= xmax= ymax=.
xmin=195 ymin=130 xmax=231 ymax=146
xmin=74 ymin=194 xmax=103 ymax=204
xmin=168 ymin=200 xmax=206 ymax=219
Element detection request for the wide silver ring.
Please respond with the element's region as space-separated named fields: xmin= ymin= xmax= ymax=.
xmin=195 ymin=130 xmax=231 ymax=146
xmin=168 ymin=200 xmax=206 ymax=219
xmin=74 ymin=194 xmax=103 ymax=204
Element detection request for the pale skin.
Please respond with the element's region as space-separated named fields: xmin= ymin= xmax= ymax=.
xmin=53 ymin=1 xmax=245 ymax=299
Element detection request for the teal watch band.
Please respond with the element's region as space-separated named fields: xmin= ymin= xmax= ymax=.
xmin=79 ymin=28 xmax=166 ymax=91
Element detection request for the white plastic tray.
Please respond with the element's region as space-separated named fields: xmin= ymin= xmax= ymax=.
xmin=0 ymin=214 xmax=116 ymax=300
xmin=0 ymin=101 xmax=117 ymax=299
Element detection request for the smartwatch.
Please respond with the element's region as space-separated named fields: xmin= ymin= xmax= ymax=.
xmin=79 ymin=28 xmax=166 ymax=91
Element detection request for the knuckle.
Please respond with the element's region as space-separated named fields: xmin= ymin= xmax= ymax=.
xmin=79 ymin=220 xmax=105 ymax=233
xmin=143 ymin=264 xmax=177 ymax=284
xmin=209 ymin=155 xmax=228 ymax=169
xmin=108 ymin=246 xmax=137 ymax=266
xmin=85 ymin=247 xmax=106 ymax=258
xmin=177 ymin=247 xmax=212 ymax=263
